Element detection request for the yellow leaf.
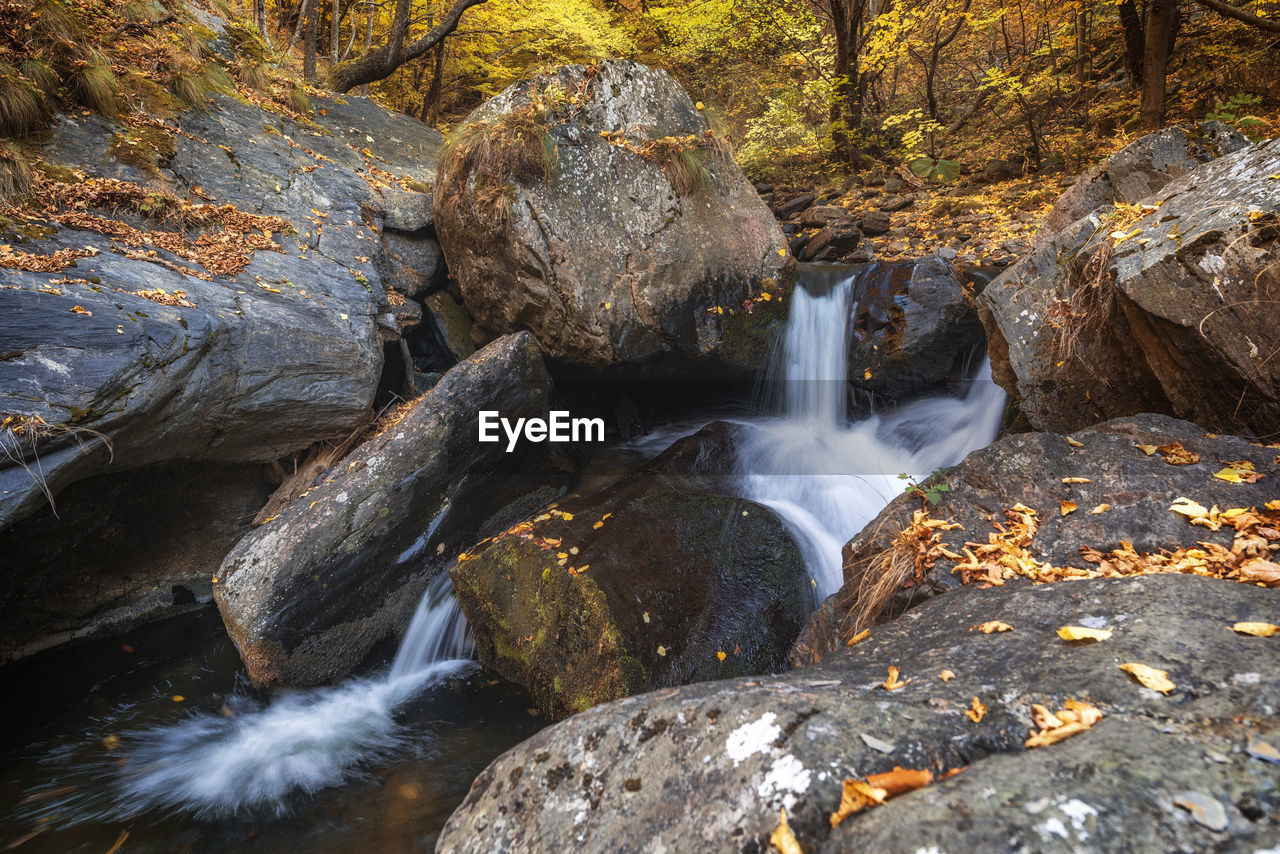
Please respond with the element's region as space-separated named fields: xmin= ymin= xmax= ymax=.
xmin=1169 ymin=497 xmax=1209 ymax=518
xmin=772 ymin=808 xmax=804 ymax=853
xmin=1066 ymin=437 xmax=1084 ymax=447
xmin=846 ymin=628 xmax=870 ymax=646
xmin=1119 ymin=662 xmax=1175 ymax=694
xmin=972 ymin=620 xmax=1014 ymax=633
xmin=965 ymin=696 xmax=987 ymax=722
xmin=883 ymin=665 xmax=908 ymax=690
xmin=777 ymin=247 xmax=787 ymax=257
xmin=1057 ymin=625 xmax=1112 ymax=642
xmin=939 ymin=669 xmax=955 ymax=681
xmin=760 ymin=292 xmax=773 ymax=301
xmin=717 ymin=650 xmax=727 ymax=660
xmin=1213 ymin=467 xmax=1243 ymax=483
xmin=1089 ymin=503 xmax=1111 ymax=514
xmin=102 ymin=734 xmax=120 ymax=750
xmin=1135 ymin=444 xmax=1157 ymax=455
xmin=172 ymin=695 xmax=185 ymax=702
xmin=593 ymin=521 xmax=604 ymax=529
xmin=829 ymin=780 xmax=887 ymax=827
xmin=1061 ymin=477 xmax=1091 ymax=484
xmin=866 ymin=766 xmax=933 ymax=797
xmin=1269 ymin=174 xmax=1280 ymax=180
xmin=1060 ymin=500 xmax=1078 ymax=517
xmin=1026 ymin=720 xmax=1089 ymax=747
xmin=604 ymin=301 xmax=612 ymax=310
xmin=1231 ymin=622 xmax=1279 ymax=637
xmin=863 ymin=369 xmax=873 ymax=381
xmin=656 ymin=645 xmax=667 ymax=656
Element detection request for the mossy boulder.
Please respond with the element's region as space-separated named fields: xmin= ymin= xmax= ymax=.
xmin=450 ymin=422 xmax=810 ymax=718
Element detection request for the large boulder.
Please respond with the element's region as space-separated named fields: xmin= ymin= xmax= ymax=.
xmin=214 ymin=333 xmax=561 ymax=686
xmin=980 ymin=136 xmax=1280 ymax=436
xmin=793 ymin=413 xmax=1279 ymax=664
xmin=1038 ymin=124 xmax=1244 ymax=236
xmin=1 ymin=93 xmax=446 ymax=533
xmin=433 ymin=60 xmax=789 ymax=372
xmin=450 ymin=422 xmax=810 ymax=718
xmin=844 ymin=255 xmax=987 ymax=401
xmin=438 ymin=573 xmax=1280 ymax=853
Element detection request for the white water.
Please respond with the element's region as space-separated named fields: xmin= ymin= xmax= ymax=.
xmin=114 ymin=573 xmax=475 ymax=817
xmin=737 ymin=265 xmax=1006 ymax=597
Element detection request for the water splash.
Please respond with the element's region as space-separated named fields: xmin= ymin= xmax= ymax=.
xmin=737 ymin=263 xmax=1005 ymax=597
xmin=113 ymin=573 xmax=474 ymax=817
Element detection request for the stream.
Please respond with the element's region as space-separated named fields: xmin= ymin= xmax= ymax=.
xmin=0 ymin=262 xmax=1005 ymax=852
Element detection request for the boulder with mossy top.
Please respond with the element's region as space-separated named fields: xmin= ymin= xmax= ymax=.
xmin=449 ymin=421 xmax=811 ymax=718
xmin=433 ymin=59 xmax=791 ymax=373
xmin=215 ymin=333 xmax=565 ymax=687
xmin=980 ymin=134 xmax=1280 ymax=436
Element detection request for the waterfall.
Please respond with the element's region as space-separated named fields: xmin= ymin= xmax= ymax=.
xmin=113 ymin=574 xmax=474 ymax=817
xmin=736 ymin=263 xmax=1006 ymax=598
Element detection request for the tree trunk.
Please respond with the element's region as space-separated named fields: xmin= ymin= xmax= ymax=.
xmin=360 ymin=0 xmax=374 ymax=95
xmin=331 ymin=0 xmax=340 ymax=62
xmin=303 ymin=0 xmax=319 ymax=80
xmin=328 ymin=0 xmax=487 ymax=93
xmin=1118 ymin=0 xmax=1144 ymax=86
xmin=1140 ymin=0 xmax=1178 ymax=130
xmin=424 ymin=40 xmax=446 ymax=125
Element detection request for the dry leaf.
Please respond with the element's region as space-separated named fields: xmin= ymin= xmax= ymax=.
xmin=717 ymin=650 xmax=728 ymax=660
xmin=1089 ymin=503 xmax=1111 ymax=514
xmin=1169 ymin=497 xmax=1209 ymax=519
xmin=1061 ymin=477 xmax=1091 ymax=484
xmin=1066 ymin=437 xmax=1084 ymax=448
xmin=1031 ymin=704 xmax=1062 ymax=730
xmin=1135 ymin=444 xmax=1157 ymax=455
xmin=1232 ymin=622 xmax=1279 ymax=637
xmin=1238 ymin=558 xmax=1280 ymax=586
xmin=829 ymin=779 xmax=887 ymax=827
xmin=965 ymin=696 xmax=987 ymax=722
xmin=865 ymin=766 xmax=933 ymax=797
xmin=1026 ymin=720 xmax=1089 ymax=747
xmin=1026 ymin=698 xmax=1102 ymax=747
xmin=883 ymin=666 xmax=908 ymax=690
xmin=972 ymin=621 xmax=1014 ymax=634
xmin=1057 ymin=626 xmax=1112 ymax=642
xmin=1119 ymin=662 xmax=1175 ymax=694
xmin=772 ymin=807 xmax=804 ymax=853
xmin=847 ymin=628 xmax=871 ymax=647
xmin=1060 ymin=500 xmax=1078 ymax=517
xmin=1157 ymin=443 xmax=1200 ymax=465
xmin=939 ymin=669 xmax=956 ymax=682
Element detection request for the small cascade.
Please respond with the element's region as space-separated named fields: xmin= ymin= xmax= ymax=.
xmin=112 ymin=574 xmax=474 ymax=817
xmin=736 ymin=263 xmax=1006 ymax=598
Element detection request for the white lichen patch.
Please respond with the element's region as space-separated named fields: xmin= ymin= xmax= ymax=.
xmin=1061 ymin=799 xmax=1098 ymax=830
xmin=725 ymin=712 xmax=779 ymax=766
xmin=756 ymin=754 xmax=811 ymax=811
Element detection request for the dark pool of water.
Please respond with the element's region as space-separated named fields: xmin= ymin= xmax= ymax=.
xmin=0 ymin=607 xmax=545 ymax=853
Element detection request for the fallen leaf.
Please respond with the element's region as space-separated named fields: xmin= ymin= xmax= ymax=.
xmin=860 ymin=732 xmax=896 ymax=753
xmin=965 ymin=696 xmax=987 ymax=722
xmin=1066 ymin=437 xmax=1084 ymax=447
xmin=1060 ymin=500 xmax=1078 ymax=517
xmin=717 ymin=650 xmax=727 ymax=661
xmin=656 ymin=645 xmax=667 ymax=657
xmin=847 ymin=628 xmax=870 ymax=646
xmin=1061 ymin=477 xmax=1091 ymax=484
xmin=883 ymin=665 xmax=908 ymax=690
xmin=972 ymin=620 xmax=1014 ymax=633
xmin=1231 ymin=621 xmax=1279 ymax=637
xmin=865 ymin=766 xmax=933 ymax=797
xmin=1213 ymin=468 xmax=1243 ymax=484
xmin=1169 ymin=497 xmax=1209 ymax=519
xmin=828 ymin=779 xmax=887 ymax=827
xmin=171 ymin=695 xmax=185 ymax=702
xmin=1238 ymin=558 xmax=1280 ymax=585
xmin=939 ymin=669 xmax=956 ymax=681
xmin=1057 ymin=626 xmax=1113 ymax=642
xmin=1135 ymin=443 xmax=1157 ymax=455
xmin=1089 ymin=503 xmax=1111 ymax=514
xmin=1119 ymin=662 xmax=1175 ymax=694
xmin=772 ymin=807 xmax=804 ymax=853
xmin=864 ymin=369 xmax=873 ymax=381
xmin=1157 ymin=443 xmax=1200 ymax=465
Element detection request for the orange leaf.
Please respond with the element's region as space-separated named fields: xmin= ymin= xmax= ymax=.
xmin=865 ymin=766 xmax=933 ymax=797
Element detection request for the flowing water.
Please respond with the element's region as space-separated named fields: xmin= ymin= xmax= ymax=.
xmin=0 ymin=260 xmax=1006 ymax=851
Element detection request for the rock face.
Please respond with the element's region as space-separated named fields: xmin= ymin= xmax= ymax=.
xmin=980 ymin=135 xmax=1280 ymax=436
xmin=1 ymin=92 xmax=446 ymax=534
xmin=793 ymin=413 xmax=1279 ymax=664
xmin=438 ymin=573 xmax=1280 ymax=853
xmin=450 ymin=422 xmax=810 ymax=718
xmin=433 ymin=60 xmax=789 ymax=371
xmin=215 ymin=333 xmax=560 ymax=687
xmin=1038 ymin=125 xmax=1240 ymax=235
xmin=842 ymin=255 xmax=987 ymax=401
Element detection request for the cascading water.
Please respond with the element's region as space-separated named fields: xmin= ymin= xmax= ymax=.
xmin=111 ymin=573 xmax=475 ymax=817
xmin=736 ymin=263 xmax=1006 ymax=598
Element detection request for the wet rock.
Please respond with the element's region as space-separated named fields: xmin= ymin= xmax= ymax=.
xmin=450 ymin=422 xmax=809 ymax=718
xmin=980 ymin=136 xmax=1280 ymax=436
xmin=798 ymin=225 xmax=861 ymax=262
xmin=439 ymin=573 xmax=1280 ymax=853
xmin=845 ymin=254 xmax=986 ymax=401
xmin=1 ymin=92 xmax=444 ymax=534
xmin=433 ymin=60 xmax=788 ymax=372
xmin=215 ymin=333 xmax=561 ymax=686
xmin=778 ymin=193 xmax=816 ymax=218
xmin=794 ymin=413 xmax=1278 ymax=664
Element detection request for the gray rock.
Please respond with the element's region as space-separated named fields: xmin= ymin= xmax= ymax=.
xmin=214 ymin=333 xmax=559 ymax=686
xmin=859 ymin=210 xmax=892 ymax=235
xmin=794 ymin=413 xmax=1278 ymax=664
xmin=438 ymin=573 xmax=1280 ymax=853
xmin=878 ymin=194 xmax=912 ymax=212
xmin=981 ymin=136 xmax=1280 ymax=435
xmin=798 ymin=225 xmax=861 ymax=262
xmin=795 ymin=204 xmax=845 ymax=228
xmin=425 ymin=291 xmax=476 ymax=362
xmin=778 ymin=193 xmax=816 ymax=217
xmin=433 ymin=61 xmax=788 ymax=371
